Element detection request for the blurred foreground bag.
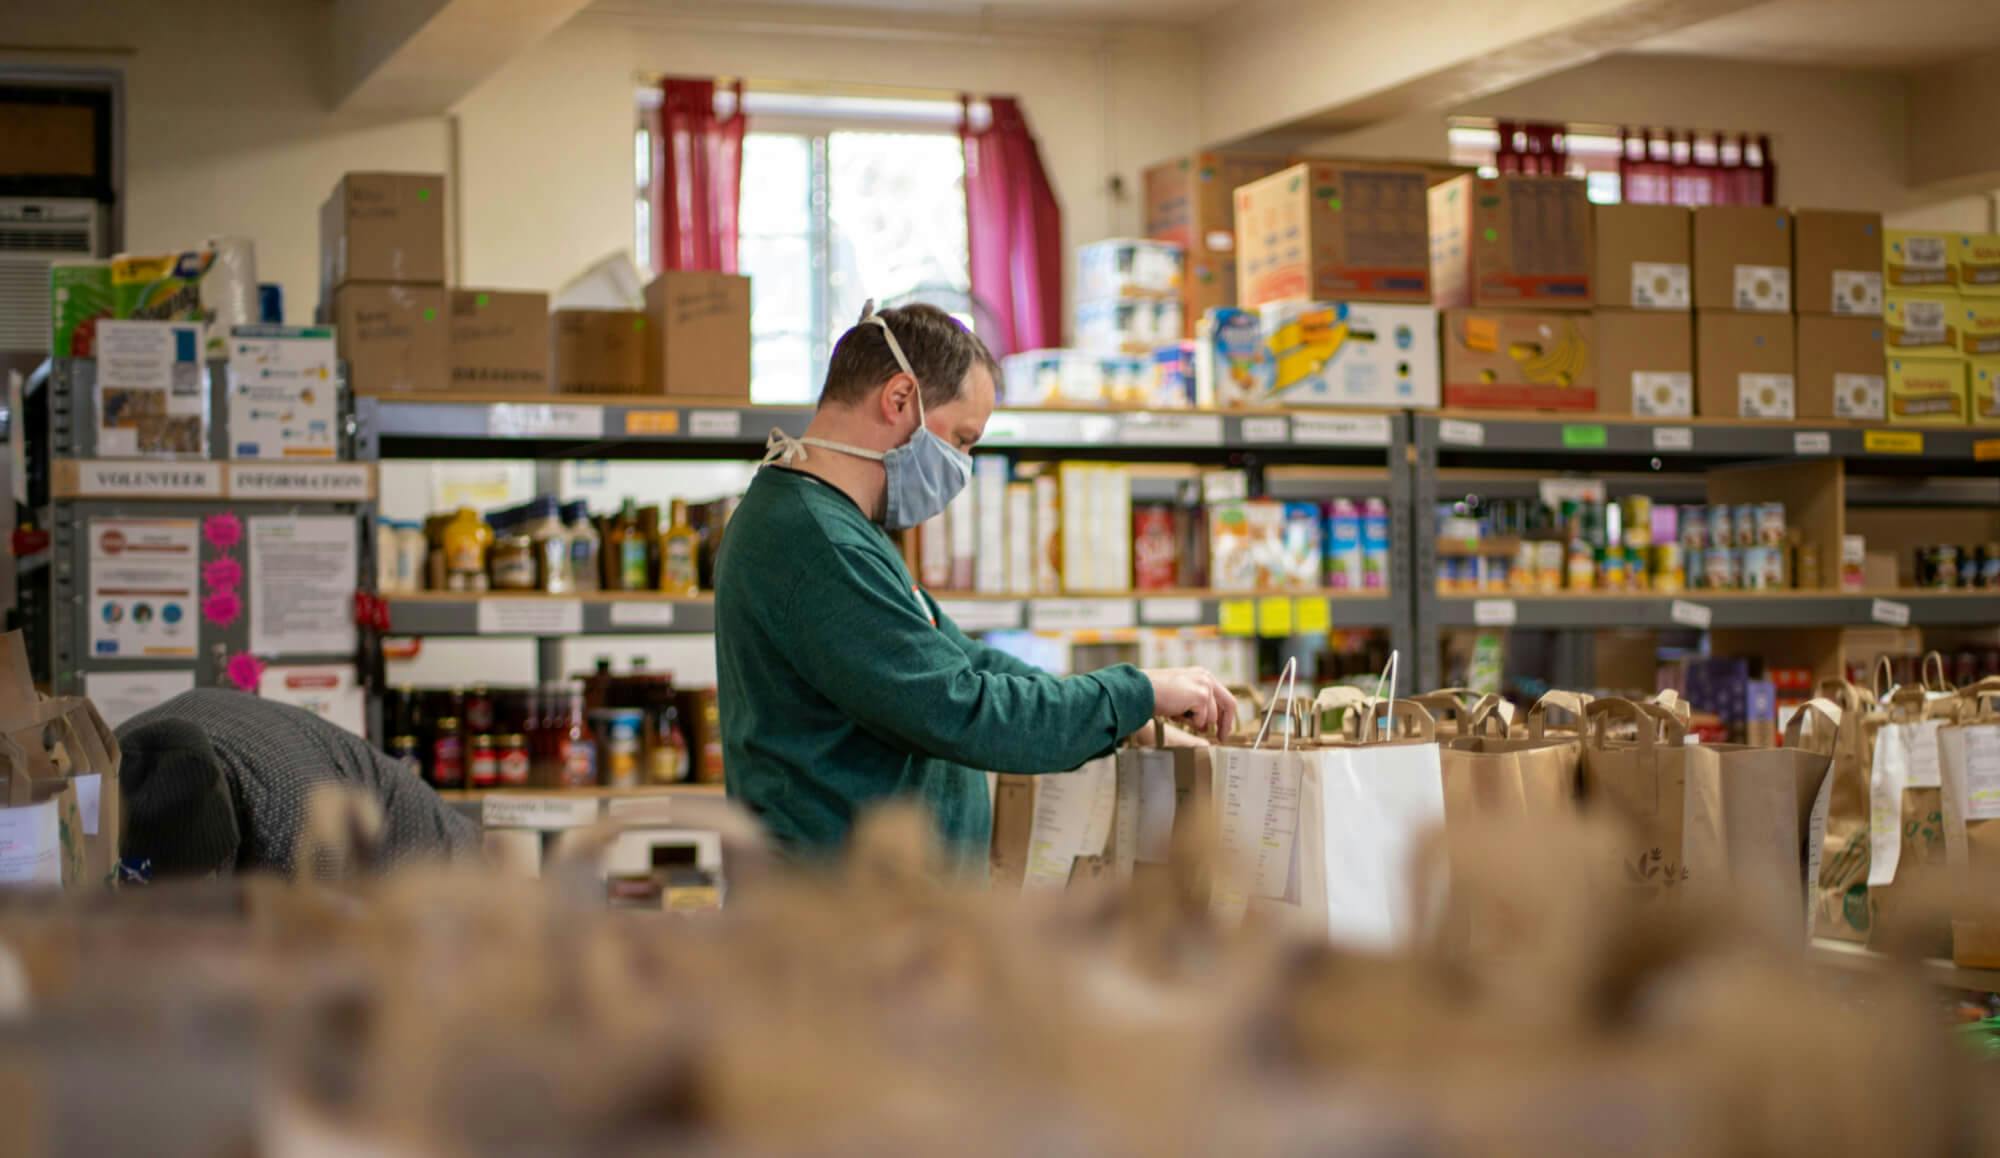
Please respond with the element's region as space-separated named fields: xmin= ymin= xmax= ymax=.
xmin=989 ymin=755 xmax=1117 ymax=890
xmin=1868 ymin=653 xmax=1961 ymax=957
xmin=1935 ymin=679 xmax=2000 ymax=966
xmin=0 ymin=631 xmax=122 ymax=888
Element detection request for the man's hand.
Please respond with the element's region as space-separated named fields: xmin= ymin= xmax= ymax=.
xmin=1143 ymin=667 xmax=1237 ymax=738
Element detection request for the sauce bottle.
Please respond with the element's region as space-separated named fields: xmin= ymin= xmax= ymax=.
xmin=658 ymin=499 xmax=701 ymax=595
xmin=429 ymin=716 xmax=465 ymax=789
xmin=442 ymin=507 xmax=493 ymax=592
xmin=607 ymin=499 xmax=650 ymax=591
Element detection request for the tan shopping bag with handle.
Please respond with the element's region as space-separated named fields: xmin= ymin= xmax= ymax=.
xmin=1935 ymin=679 xmax=2000 ymax=965
xmin=1578 ymin=698 xmax=1725 ymax=901
xmin=1211 ymin=664 xmax=1312 ymax=926
xmin=1868 ymin=653 xmax=1961 ymax=956
xmin=1438 ymin=695 xmax=1583 ymax=826
xmin=1108 ymin=721 xmax=1214 ymax=895
xmin=1695 ymin=699 xmax=1841 ymax=939
xmin=1812 ymin=675 xmax=1879 ymax=941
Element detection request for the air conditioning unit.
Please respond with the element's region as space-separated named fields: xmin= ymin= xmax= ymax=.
xmin=0 ymin=198 xmax=104 ymax=354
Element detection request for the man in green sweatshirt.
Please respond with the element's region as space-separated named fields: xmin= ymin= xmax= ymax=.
xmin=715 ymin=302 xmax=1235 ymax=875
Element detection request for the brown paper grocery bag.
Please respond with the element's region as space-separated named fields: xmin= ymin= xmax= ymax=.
xmin=1812 ymin=678 xmax=1879 ymax=941
xmin=1524 ymin=689 xmax=1595 ymax=739
xmin=1868 ymin=680 xmax=1959 ymax=957
xmin=1108 ymin=726 xmax=1213 ymax=896
xmin=1940 ymin=687 xmax=2000 ymax=966
xmin=1408 ymin=689 xmax=1491 ymax=739
xmin=0 ymin=735 xmax=84 ymax=888
xmin=1695 ymin=700 xmax=1839 ymax=939
xmin=1578 ymin=698 xmax=1724 ymax=901
xmin=1439 ymin=699 xmax=1582 ymax=826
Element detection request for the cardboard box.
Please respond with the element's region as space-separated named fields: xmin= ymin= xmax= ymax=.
xmin=1259 ymin=301 xmax=1440 ymax=408
xmin=1440 ymin=309 xmax=1596 ymax=410
xmin=1884 ymin=229 xmax=1956 ymax=294
xmin=1885 ymin=293 xmax=1961 ymax=358
xmin=1955 ymin=234 xmax=2000 ymax=296
xmin=319 ymin=172 xmax=446 ymax=297
xmin=1795 ymin=315 xmax=1886 ymax=420
xmin=1594 ymin=204 xmax=1691 ymax=310
xmin=1886 ymin=357 xmax=1967 ymax=425
xmin=1145 ymin=153 xmax=1289 ymax=336
xmin=553 ymin=310 xmax=648 ymax=395
xmin=1695 ymin=310 xmax=1795 ymax=418
xmin=642 ymin=271 xmax=751 ymax=398
xmin=1969 ymin=358 xmax=2000 ymax=426
xmin=448 ymin=289 xmax=548 ymax=392
xmin=1077 ymin=238 xmax=1184 ymax=301
xmin=1594 ymin=310 xmax=1692 ymax=416
xmin=1954 ymin=298 xmax=2000 ymax=357
xmin=1430 ymin=174 xmax=1593 ymax=310
xmin=1235 ymin=162 xmax=1431 ymax=307
xmin=1792 ymin=209 xmax=1884 ymax=316
xmin=1692 ymin=206 xmax=1793 ymax=312
xmin=331 ymin=284 xmax=447 ymax=395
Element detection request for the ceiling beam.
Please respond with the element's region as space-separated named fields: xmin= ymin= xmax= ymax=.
xmin=330 ymin=0 xmax=596 ymax=115
xmin=1199 ymin=0 xmax=1766 ymax=148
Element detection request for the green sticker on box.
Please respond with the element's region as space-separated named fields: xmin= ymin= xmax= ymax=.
xmin=418 ymin=188 xmax=432 ymax=201
xmin=476 ymin=292 xmax=490 ymax=307
xmin=1562 ymin=424 xmax=1608 ymax=448
xmin=423 ymin=307 xmax=437 ymax=321
xmin=633 ymin=317 xmax=646 ymax=331
xmin=1483 ymin=227 xmax=1498 ymax=242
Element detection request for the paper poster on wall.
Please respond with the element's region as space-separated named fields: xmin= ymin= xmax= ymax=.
xmin=249 ymin=515 xmax=359 ymax=656
xmin=85 ymin=669 xmax=197 ymax=728
xmin=260 ymin=664 xmax=366 ymax=736
xmin=95 ymin=320 xmax=208 ymax=458
xmin=226 ymin=326 xmax=340 ymax=460
xmin=88 ymin=517 xmax=200 ymax=658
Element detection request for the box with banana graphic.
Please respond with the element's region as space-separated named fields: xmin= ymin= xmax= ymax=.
xmin=1259 ymin=301 xmax=1439 ymax=408
xmin=1441 ymin=310 xmax=1596 ymax=411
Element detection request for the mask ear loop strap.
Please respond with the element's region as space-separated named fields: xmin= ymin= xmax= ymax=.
xmin=860 ymin=299 xmax=927 ymax=426
xmin=1252 ymin=657 xmax=1300 ymax=751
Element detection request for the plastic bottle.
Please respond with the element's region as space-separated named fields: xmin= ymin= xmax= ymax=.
xmin=607 ymin=499 xmax=650 ymax=591
xmin=658 ymin=499 xmax=702 ymax=596
xmin=557 ymin=688 xmax=598 ymax=787
xmin=524 ymin=497 xmax=573 ymax=594
xmin=563 ymin=501 xmax=601 ymax=593
xmin=442 ymin=508 xmax=493 ymax=592
xmin=489 ymin=510 xmax=536 ymax=591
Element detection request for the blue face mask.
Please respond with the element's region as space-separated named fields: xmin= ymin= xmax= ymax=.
xmin=762 ymin=304 xmax=973 ymax=532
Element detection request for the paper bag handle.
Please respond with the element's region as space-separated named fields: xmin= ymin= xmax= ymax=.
xmin=1648 ymin=689 xmax=1693 ymax=725
xmin=1816 ymin=678 xmax=1876 ymax=713
xmin=1464 ymin=695 xmax=1515 ymax=738
xmin=1585 ymin=697 xmax=1684 ymax=749
xmin=1922 ymin=650 xmax=1953 ymax=694
xmin=1784 ymin=697 xmax=1843 ymax=752
xmin=0 ymin=735 xmax=29 ymax=806
xmin=1354 ymin=698 xmax=1438 ymax=744
xmin=1872 ymin=655 xmax=1896 ymax=702
xmin=1526 ymin=689 xmax=1594 ymax=738
xmin=1408 ymin=690 xmax=1481 ymax=731
xmin=1250 ymin=659 xmax=1301 ymax=751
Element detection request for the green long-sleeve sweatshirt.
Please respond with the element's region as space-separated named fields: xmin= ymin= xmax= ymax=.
xmin=715 ymin=466 xmax=1155 ymax=874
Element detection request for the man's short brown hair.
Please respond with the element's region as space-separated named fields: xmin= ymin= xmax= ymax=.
xmin=819 ymin=303 xmax=999 ymax=409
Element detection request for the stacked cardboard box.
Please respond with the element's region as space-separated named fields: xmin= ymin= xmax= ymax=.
xmin=1882 ymin=229 xmax=1992 ymax=426
xmin=1431 ymin=173 xmax=1596 ymax=410
xmin=640 ymin=271 xmax=752 ymax=400
xmin=1692 ymin=205 xmax=1796 ymax=418
xmin=1222 ymin=160 xmax=1441 ymax=409
xmin=1793 ymin=210 xmax=1885 ymax=421
xmin=321 ymin=173 xmax=450 ymax=394
xmin=1593 ymin=205 xmax=1692 ymax=417
xmin=1144 ymin=153 xmax=1288 ymax=338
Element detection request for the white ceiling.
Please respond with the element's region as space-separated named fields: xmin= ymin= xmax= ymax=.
xmin=1634 ymin=0 xmax=2000 ymax=68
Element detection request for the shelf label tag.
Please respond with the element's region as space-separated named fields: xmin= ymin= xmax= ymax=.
xmin=475 ymin=598 xmax=583 ymax=636
xmin=1218 ymin=599 xmax=1256 ymax=637
xmin=1439 ymin=419 xmax=1485 ymax=447
xmin=1669 ymin=599 xmax=1713 ymax=629
xmin=68 ymin=461 xmax=224 ymax=498
xmin=1976 ymin=438 xmax=2000 ymax=462
xmin=1293 ymin=413 xmax=1392 ymax=446
xmin=1239 ymin=416 xmax=1290 ymax=444
xmin=1028 ymin=599 xmax=1134 ymax=632
xmin=1201 ymin=470 xmax=1250 ymax=504
xmin=487 ymin=404 xmax=603 ymax=439
xmin=941 ymin=600 xmax=1023 ymax=632
xmin=483 ymin=795 xmax=601 ymax=830
xmin=1793 ymin=431 xmax=1832 ymax=455
xmin=226 ymin=463 xmax=373 ymax=501
xmin=1473 ymin=599 xmax=1517 ymax=627
xmin=1864 ymin=429 xmax=1923 ymax=454
xmin=624 ymin=410 xmax=680 ymax=436
xmin=608 ymin=601 xmax=678 ymax=628
xmin=1561 ymin=424 xmax=1608 ymax=449
xmin=1651 ymin=426 xmax=1694 ymax=452
xmin=1139 ymin=597 xmax=1203 ymax=626
xmin=1293 ymin=596 xmax=1332 ymax=635
xmin=1870 ymin=598 xmax=1911 ymax=627
xmin=688 ymin=410 xmax=743 ymax=438
xmin=1119 ymin=413 xmax=1224 ymax=446
xmin=1256 ymin=596 xmax=1293 ymax=637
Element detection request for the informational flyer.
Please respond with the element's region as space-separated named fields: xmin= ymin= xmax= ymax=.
xmin=226 ymin=326 xmax=339 ymax=460
xmin=84 ymin=669 xmax=196 ymax=728
xmin=249 ymin=516 xmax=359 ymax=656
xmin=260 ymin=664 xmax=366 ymax=736
xmin=95 ymin=320 xmax=208 ymax=458
xmin=0 ymin=798 xmax=62 ymax=885
xmin=88 ymin=518 xmax=200 ymax=658
xmin=250 ymin=520 xmax=360 ymax=656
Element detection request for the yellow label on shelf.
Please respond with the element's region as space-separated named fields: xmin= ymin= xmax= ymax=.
xmin=1218 ymin=599 xmax=1256 ymax=637
xmin=1294 ymin=596 xmax=1332 ymax=635
xmin=625 ymin=410 xmax=681 ymax=435
xmin=1976 ymin=438 xmax=2000 ymax=462
xmin=1257 ymin=596 xmax=1293 ymax=637
xmin=1863 ymin=429 xmax=1924 ymax=454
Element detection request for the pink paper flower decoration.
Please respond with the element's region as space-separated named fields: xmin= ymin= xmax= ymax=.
xmin=202 ymin=590 xmax=242 ymax=628
xmin=204 ymin=513 xmax=243 ymax=551
xmin=203 ymin=557 xmax=243 ymax=590
xmin=225 ymin=652 xmax=266 ymax=692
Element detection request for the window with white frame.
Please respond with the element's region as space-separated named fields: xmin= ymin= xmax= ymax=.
xmin=636 ymin=91 xmax=976 ymax=403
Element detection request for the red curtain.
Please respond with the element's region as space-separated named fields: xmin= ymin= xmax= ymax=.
xmin=1495 ymin=120 xmax=1567 ymax=175
xmin=961 ymin=96 xmax=1062 ymax=357
xmin=650 ymin=78 xmax=746 ymax=273
xmin=1618 ymin=129 xmax=1775 ymax=206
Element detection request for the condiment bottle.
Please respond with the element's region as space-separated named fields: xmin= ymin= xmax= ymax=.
xmin=468 ymin=733 xmax=500 ymax=789
xmin=564 ymin=501 xmax=601 ymax=593
xmin=429 ymin=716 xmax=465 ymax=788
xmin=489 ymin=511 xmax=537 ymax=591
xmin=442 ymin=508 xmax=493 ymax=592
xmin=525 ymin=497 xmax=572 ymax=594
xmin=658 ymin=499 xmax=701 ymax=596
xmin=607 ymin=499 xmax=650 ymax=591
xmin=557 ymin=688 xmax=597 ymax=787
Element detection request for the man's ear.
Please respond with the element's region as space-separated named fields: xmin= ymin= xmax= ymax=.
xmin=878 ymin=372 xmax=919 ymax=423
